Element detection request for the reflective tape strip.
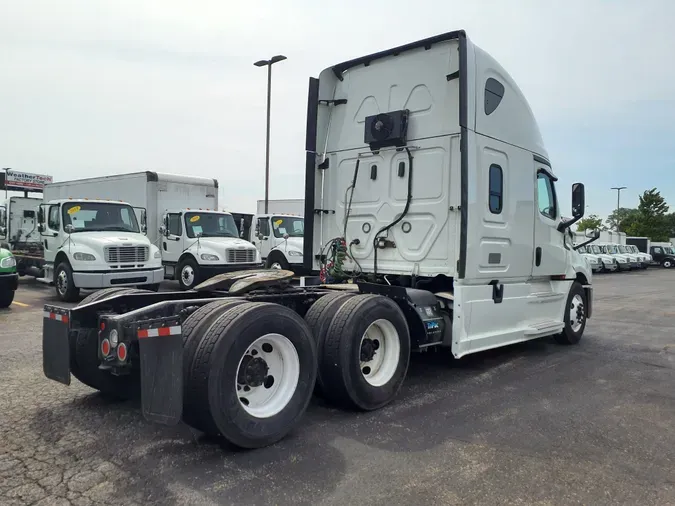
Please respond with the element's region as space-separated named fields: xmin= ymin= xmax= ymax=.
xmin=43 ymin=311 xmax=69 ymax=324
xmin=137 ymin=325 xmax=181 ymax=339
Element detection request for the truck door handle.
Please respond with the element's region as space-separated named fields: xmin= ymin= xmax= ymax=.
xmin=535 ymin=247 xmax=542 ymax=266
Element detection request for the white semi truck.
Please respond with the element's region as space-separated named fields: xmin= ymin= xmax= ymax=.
xmin=42 ymin=172 xmax=262 ymax=291
xmin=251 ymin=199 xmax=305 ymax=271
xmin=42 ymin=30 xmax=596 ymax=451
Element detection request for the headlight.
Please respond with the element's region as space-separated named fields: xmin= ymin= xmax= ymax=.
xmin=0 ymin=256 xmax=16 ymax=268
xmin=73 ymin=252 xmax=96 ymax=261
xmin=287 ymin=250 xmax=303 ymax=256
xmin=154 ymin=250 xmax=162 ymax=259
xmin=201 ymin=253 xmax=219 ymax=261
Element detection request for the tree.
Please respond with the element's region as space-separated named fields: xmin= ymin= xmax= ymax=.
xmin=625 ymin=188 xmax=670 ymax=241
xmin=605 ymin=207 xmax=639 ymax=232
xmin=576 ymin=214 xmax=603 ymax=232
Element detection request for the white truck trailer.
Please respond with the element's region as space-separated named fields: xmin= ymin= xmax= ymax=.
xmin=251 ymin=199 xmax=306 ymax=271
xmin=42 ymin=30 xmax=596 ymax=451
xmin=43 ymin=172 xmax=261 ymax=291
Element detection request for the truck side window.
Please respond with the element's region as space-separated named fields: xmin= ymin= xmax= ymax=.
xmin=167 ymin=214 xmax=182 ymax=236
xmin=48 ymin=205 xmax=60 ymax=230
xmin=536 ymin=172 xmax=557 ymax=220
xmin=653 ymin=247 xmax=662 ymax=254
xmin=258 ymin=218 xmax=270 ymax=237
xmin=488 ymin=164 xmax=503 ymax=214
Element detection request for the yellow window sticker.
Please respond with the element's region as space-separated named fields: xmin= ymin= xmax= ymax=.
xmin=67 ymin=206 xmax=81 ymax=215
xmin=190 ymin=215 xmax=200 ymax=223
xmin=273 ymin=219 xmax=283 ymax=227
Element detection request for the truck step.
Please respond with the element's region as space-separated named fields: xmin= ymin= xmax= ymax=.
xmin=36 ymin=277 xmax=54 ymax=285
xmin=524 ymin=320 xmax=564 ymax=336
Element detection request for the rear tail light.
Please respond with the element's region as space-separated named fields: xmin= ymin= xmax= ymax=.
xmin=117 ymin=343 xmax=128 ymax=362
xmin=101 ymin=339 xmax=111 ymax=357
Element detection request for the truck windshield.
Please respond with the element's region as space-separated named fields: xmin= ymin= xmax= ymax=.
xmin=590 ymin=245 xmax=603 ymax=255
xmin=618 ymin=245 xmax=628 ymax=254
xmin=605 ymin=245 xmax=619 ymax=254
xmin=271 ymin=216 xmax=304 ymax=238
xmin=577 ymin=246 xmax=586 ymax=253
xmin=62 ymin=202 xmax=140 ymax=233
xmin=184 ymin=212 xmax=239 ymax=238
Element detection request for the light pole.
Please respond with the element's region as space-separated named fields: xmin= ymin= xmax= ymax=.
xmin=254 ymin=55 xmax=287 ymax=214
xmin=611 ymin=186 xmax=627 ymax=231
xmin=2 ymin=168 xmax=11 ymax=198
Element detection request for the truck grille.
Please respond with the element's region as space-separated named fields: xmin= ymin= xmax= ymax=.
xmin=226 ymin=248 xmax=256 ymax=264
xmin=105 ymin=246 xmax=149 ymax=264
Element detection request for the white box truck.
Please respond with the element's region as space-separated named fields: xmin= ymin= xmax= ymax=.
xmin=0 ymin=196 xmax=44 ymax=276
xmin=42 ymin=172 xmax=261 ymax=292
xmin=42 ymin=30 xmax=597 ymax=451
xmin=251 ymin=199 xmax=305 ymax=271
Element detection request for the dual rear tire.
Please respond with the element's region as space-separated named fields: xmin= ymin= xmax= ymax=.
xmin=180 ymin=292 xmax=411 ymax=448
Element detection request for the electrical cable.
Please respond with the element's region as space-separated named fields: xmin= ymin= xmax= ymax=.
xmin=372 ymin=147 xmax=414 ymax=275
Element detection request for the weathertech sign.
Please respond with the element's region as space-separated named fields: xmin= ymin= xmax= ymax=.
xmin=0 ymin=171 xmax=53 ymax=192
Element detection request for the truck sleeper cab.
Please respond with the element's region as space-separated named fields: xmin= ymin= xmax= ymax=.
xmin=38 ymin=199 xmax=164 ymax=301
xmin=41 ymin=30 xmax=595 ymax=451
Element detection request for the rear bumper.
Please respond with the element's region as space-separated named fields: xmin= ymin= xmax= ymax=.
xmin=0 ymin=272 xmax=19 ymax=291
xmin=73 ymin=267 xmax=164 ymax=288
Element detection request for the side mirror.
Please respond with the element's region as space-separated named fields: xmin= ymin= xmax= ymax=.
xmin=38 ymin=224 xmax=44 ymax=233
xmin=0 ymin=226 xmax=6 ymax=237
xmin=65 ymin=224 xmax=74 ymax=234
xmin=159 ymin=225 xmax=167 ymax=236
xmin=38 ymin=208 xmax=45 ymax=223
xmin=196 ymin=231 xmax=203 ymax=238
xmin=283 ymin=233 xmax=290 ymax=240
xmin=571 ymin=183 xmax=585 ymax=219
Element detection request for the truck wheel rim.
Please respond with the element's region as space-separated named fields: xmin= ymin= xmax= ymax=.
xmin=235 ymin=333 xmax=300 ymax=418
xmin=57 ymin=270 xmax=68 ymax=295
xmin=666 ymin=261 xmax=673 ymax=268
xmin=181 ymin=265 xmax=195 ymax=286
xmin=569 ymin=294 xmax=585 ymax=333
xmin=270 ymin=262 xmax=282 ymax=270
xmin=359 ymin=319 xmax=400 ymax=387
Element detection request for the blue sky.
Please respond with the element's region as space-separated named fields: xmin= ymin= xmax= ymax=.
xmin=1 ymin=0 xmax=673 ymax=216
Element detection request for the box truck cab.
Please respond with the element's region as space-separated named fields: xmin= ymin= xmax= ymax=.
xmin=597 ymin=243 xmax=631 ymax=270
xmin=251 ymin=213 xmax=304 ymax=271
xmin=585 ymin=243 xmax=618 ymax=272
xmin=624 ymin=244 xmax=650 ymax=268
xmin=650 ymin=243 xmax=675 ymax=268
xmin=575 ymin=245 xmax=603 ymax=273
xmin=0 ymin=196 xmax=44 ymax=275
xmin=37 ymin=198 xmax=163 ymax=301
xmin=160 ymin=209 xmax=262 ymax=289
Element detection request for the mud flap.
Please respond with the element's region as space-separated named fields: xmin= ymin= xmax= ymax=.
xmin=42 ymin=307 xmax=72 ymax=385
xmin=137 ymin=324 xmax=183 ymax=425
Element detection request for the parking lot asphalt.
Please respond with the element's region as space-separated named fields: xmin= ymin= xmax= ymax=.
xmin=1 ymin=271 xmax=674 ymax=506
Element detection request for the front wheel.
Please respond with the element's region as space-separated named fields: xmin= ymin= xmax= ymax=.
xmin=265 ymin=254 xmax=290 ymax=270
xmin=55 ymin=262 xmax=80 ymax=302
xmin=554 ymin=282 xmax=587 ymax=345
xmin=177 ymin=257 xmax=200 ymax=290
xmin=663 ymin=259 xmax=674 ymax=269
xmin=0 ymin=289 xmax=15 ymax=308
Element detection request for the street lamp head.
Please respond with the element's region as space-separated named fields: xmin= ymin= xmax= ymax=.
xmin=254 ymin=55 xmax=287 ymax=67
